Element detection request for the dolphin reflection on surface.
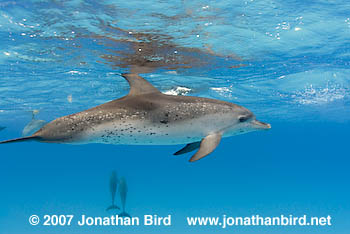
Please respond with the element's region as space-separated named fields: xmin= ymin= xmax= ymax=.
xmin=95 ymin=25 xmax=245 ymax=75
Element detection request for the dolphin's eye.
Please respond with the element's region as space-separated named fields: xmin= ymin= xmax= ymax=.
xmin=238 ymin=116 xmax=250 ymax=123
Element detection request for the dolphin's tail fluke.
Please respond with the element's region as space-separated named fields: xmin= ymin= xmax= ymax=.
xmin=0 ymin=136 xmax=39 ymax=144
xmin=119 ymin=211 xmax=131 ymax=218
xmin=106 ymin=205 xmax=120 ymax=211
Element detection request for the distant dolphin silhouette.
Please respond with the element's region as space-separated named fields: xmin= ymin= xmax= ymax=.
xmin=106 ymin=170 xmax=120 ymax=211
xmin=0 ymin=73 xmax=270 ymax=162
xmin=0 ymin=126 xmax=5 ymax=132
xmin=118 ymin=177 xmax=130 ymax=217
xmin=22 ymin=110 xmax=47 ymax=137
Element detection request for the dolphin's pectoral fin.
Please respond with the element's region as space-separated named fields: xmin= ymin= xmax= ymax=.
xmin=189 ymin=133 xmax=222 ymax=162
xmin=121 ymin=73 xmax=161 ymax=96
xmin=174 ymin=141 xmax=201 ymax=155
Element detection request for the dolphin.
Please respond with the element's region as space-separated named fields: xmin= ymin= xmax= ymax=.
xmin=22 ymin=110 xmax=47 ymax=137
xmin=118 ymin=177 xmax=130 ymax=218
xmin=0 ymin=73 xmax=270 ymax=162
xmin=106 ymin=170 xmax=120 ymax=211
xmin=0 ymin=126 xmax=5 ymax=132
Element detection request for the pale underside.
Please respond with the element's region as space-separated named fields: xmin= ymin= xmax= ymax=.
xmin=72 ymin=113 xmax=235 ymax=145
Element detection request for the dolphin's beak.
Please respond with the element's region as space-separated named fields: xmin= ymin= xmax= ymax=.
xmin=251 ymin=120 xmax=271 ymax=130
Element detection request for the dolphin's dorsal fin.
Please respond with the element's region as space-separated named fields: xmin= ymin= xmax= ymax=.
xmin=121 ymin=73 xmax=161 ymax=96
xmin=31 ymin=110 xmax=40 ymax=120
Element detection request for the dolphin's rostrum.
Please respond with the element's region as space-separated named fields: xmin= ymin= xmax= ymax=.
xmin=0 ymin=74 xmax=271 ymax=162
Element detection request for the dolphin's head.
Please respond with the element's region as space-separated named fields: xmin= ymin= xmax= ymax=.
xmin=225 ymin=105 xmax=271 ymax=136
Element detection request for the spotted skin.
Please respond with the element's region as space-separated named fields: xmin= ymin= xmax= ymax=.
xmin=35 ymin=93 xmax=246 ymax=145
xmin=0 ymin=73 xmax=271 ymax=161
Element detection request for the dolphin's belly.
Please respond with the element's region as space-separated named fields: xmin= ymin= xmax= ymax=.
xmin=74 ymin=114 xmax=227 ymax=145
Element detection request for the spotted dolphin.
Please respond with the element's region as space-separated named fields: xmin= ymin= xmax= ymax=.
xmin=118 ymin=176 xmax=130 ymax=218
xmin=22 ymin=110 xmax=47 ymax=137
xmin=106 ymin=170 xmax=120 ymax=211
xmin=0 ymin=73 xmax=271 ymax=162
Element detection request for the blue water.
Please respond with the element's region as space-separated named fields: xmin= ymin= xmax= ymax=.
xmin=1 ymin=1 xmax=350 ymax=234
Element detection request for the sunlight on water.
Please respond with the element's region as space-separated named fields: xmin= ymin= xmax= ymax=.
xmin=0 ymin=0 xmax=349 ymax=123
xmin=293 ymin=84 xmax=347 ymax=105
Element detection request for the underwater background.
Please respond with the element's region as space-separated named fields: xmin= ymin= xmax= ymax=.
xmin=0 ymin=0 xmax=350 ymax=233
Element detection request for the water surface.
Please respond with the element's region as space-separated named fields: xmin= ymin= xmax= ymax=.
xmin=0 ymin=1 xmax=349 ymax=233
